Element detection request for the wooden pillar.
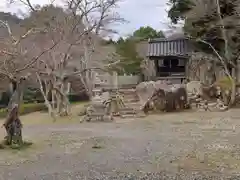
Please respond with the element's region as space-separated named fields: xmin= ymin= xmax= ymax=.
xmin=154 ymin=59 xmax=158 ymax=77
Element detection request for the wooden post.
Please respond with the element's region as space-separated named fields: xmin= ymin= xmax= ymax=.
xmin=154 ymin=59 xmax=158 ymax=78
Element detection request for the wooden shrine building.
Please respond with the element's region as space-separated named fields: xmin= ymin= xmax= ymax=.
xmin=147 ymin=37 xmax=190 ymax=83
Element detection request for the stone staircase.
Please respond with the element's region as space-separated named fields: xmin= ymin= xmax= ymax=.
xmin=118 ymin=88 xmax=145 ymax=118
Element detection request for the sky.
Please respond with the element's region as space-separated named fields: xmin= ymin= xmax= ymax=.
xmin=0 ymin=0 xmax=172 ymax=38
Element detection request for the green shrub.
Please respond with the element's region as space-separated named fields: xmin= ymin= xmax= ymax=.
xmin=0 ymin=103 xmax=47 ymax=118
xmin=215 ymin=76 xmax=234 ymax=91
xmin=23 ymin=88 xmax=44 ymax=103
xmin=0 ymin=91 xmax=11 ymax=107
xmin=68 ymin=94 xmax=89 ymax=103
xmin=0 ymin=108 xmax=7 ymax=118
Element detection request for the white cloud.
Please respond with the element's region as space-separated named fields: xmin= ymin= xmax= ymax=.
xmin=0 ymin=0 xmax=170 ymax=37
xmin=116 ymin=0 xmax=170 ymax=37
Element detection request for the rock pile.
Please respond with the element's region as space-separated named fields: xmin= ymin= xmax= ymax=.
xmin=136 ymin=80 xmax=188 ymax=113
xmin=136 ymin=80 xmax=228 ymax=113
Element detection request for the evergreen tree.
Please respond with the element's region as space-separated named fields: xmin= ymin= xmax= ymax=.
xmin=111 ymin=27 xmax=164 ymax=74
xmin=113 ymin=38 xmax=142 ymax=75
xmin=132 ymin=26 xmax=165 ymax=40
xmin=168 ymin=0 xmax=240 ymax=59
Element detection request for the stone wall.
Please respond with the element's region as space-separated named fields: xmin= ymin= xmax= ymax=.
xmin=118 ymin=75 xmax=140 ymax=88
xmin=95 ymin=73 xmax=141 ymax=88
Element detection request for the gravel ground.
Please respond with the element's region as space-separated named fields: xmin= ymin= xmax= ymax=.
xmin=1 ymin=110 xmax=240 ymax=179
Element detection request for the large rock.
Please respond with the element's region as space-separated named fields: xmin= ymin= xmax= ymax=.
xmin=136 ymin=81 xmax=156 ymax=108
xmin=186 ymin=81 xmax=202 ymax=96
xmin=136 ymin=80 xmax=188 ymax=112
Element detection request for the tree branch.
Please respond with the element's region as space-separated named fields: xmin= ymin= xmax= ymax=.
xmin=0 ymin=20 xmax=16 ymax=42
xmin=18 ymin=0 xmax=36 ymax=11
xmin=15 ymin=40 xmax=60 ymax=73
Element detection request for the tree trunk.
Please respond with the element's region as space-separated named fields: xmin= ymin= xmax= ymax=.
xmin=83 ymin=35 xmax=94 ymax=100
xmin=229 ymin=75 xmax=236 ymax=106
xmin=4 ymin=79 xmax=25 ymax=146
xmin=7 ymin=79 xmax=24 ymax=112
xmin=43 ymin=90 xmax=54 ymax=118
xmin=233 ymin=61 xmax=239 ymax=96
xmin=36 ymin=74 xmax=55 ymax=119
xmin=52 ymin=90 xmax=55 ymax=109
xmin=56 ymin=92 xmax=62 ymax=114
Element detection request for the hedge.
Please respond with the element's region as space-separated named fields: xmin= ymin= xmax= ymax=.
xmin=0 ymin=91 xmax=11 ymax=107
xmin=0 ymin=103 xmax=47 ymax=118
xmin=68 ymin=94 xmax=89 ymax=102
xmin=23 ymin=87 xmax=44 ymax=104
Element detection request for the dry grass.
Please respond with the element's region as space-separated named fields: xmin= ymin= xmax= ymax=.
xmin=0 ymin=102 xmax=89 ymax=126
xmin=0 ymin=102 xmax=88 ymax=155
xmin=0 ymin=140 xmax=33 ymax=150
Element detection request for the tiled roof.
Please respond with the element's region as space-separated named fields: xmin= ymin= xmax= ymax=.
xmin=147 ymin=38 xmax=190 ymax=57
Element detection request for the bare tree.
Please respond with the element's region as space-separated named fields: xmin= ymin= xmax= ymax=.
xmin=66 ymin=0 xmax=124 ymax=98
xmin=0 ymin=18 xmax=58 ymax=110
xmin=2 ymin=0 xmax=124 ymax=120
xmin=0 ymin=11 xmax=61 ymax=144
xmin=5 ymin=0 xmax=123 ymax=118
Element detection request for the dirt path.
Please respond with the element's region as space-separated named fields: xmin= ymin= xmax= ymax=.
xmin=1 ymin=109 xmax=240 ymax=179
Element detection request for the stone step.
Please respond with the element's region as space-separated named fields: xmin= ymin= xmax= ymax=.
xmin=121 ymin=91 xmax=137 ymax=94
xmin=123 ymin=94 xmax=138 ymax=97
xmin=119 ymin=89 xmax=136 ymax=92
xmin=119 ymin=110 xmax=135 ymax=114
xmin=125 ymin=102 xmax=141 ymax=107
xmin=124 ymin=102 xmax=139 ymax=105
xmin=89 ymin=106 xmax=105 ymax=109
xmin=120 ymin=106 xmax=135 ymax=110
xmin=124 ymin=105 xmax=140 ymax=109
xmin=119 ymin=92 xmax=138 ymax=96
xmin=120 ymin=111 xmax=146 ymax=118
xmin=120 ymin=109 xmax=135 ymax=112
xmin=123 ymin=99 xmax=139 ymax=103
xmin=90 ymin=108 xmax=106 ymax=112
xmin=88 ymin=112 xmax=105 ymax=116
xmin=122 ymin=93 xmax=138 ymax=96
xmin=91 ymin=103 xmax=105 ymax=107
xmin=121 ymin=95 xmax=137 ymax=98
xmin=120 ymin=112 xmax=136 ymax=116
xmin=119 ymin=109 xmax=136 ymax=114
xmin=123 ymin=94 xmax=138 ymax=98
xmin=120 ymin=90 xmax=137 ymax=93
xmin=122 ymin=95 xmax=137 ymax=98
xmin=124 ymin=107 xmax=140 ymax=112
xmin=122 ymin=93 xmax=137 ymax=96
xmin=120 ymin=114 xmax=136 ymax=118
